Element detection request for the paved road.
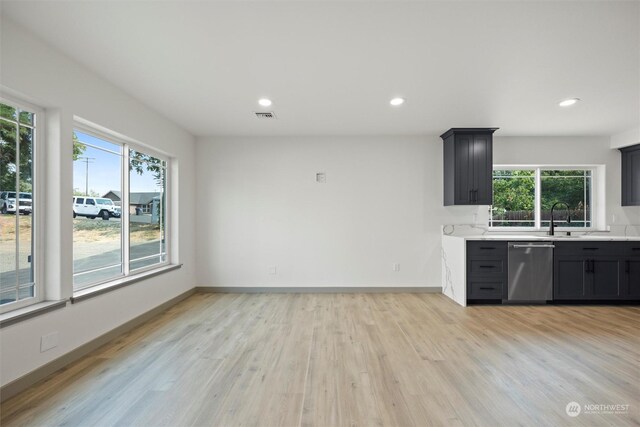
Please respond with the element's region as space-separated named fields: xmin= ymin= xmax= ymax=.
xmin=0 ymin=240 xmax=165 ymax=303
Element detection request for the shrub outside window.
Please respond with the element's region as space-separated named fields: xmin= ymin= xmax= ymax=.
xmin=490 ymin=167 xmax=594 ymax=229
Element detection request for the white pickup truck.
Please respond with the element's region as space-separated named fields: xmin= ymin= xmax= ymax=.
xmin=0 ymin=191 xmax=32 ymax=215
xmin=73 ymin=197 xmax=121 ymax=220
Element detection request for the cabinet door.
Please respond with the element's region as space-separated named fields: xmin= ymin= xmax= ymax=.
xmin=473 ymin=134 xmax=493 ymax=205
xmin=554 ymin=258 xmax=587 ymax=299
xmin=621 ymin=145 xmax=640 ymax=206
xmin=590 ymin=259 xmax=621 ymax=299
xmin=623 ymin=259 xmax=640 ymax=298
xmin=454 ymin=134 xmax=474 ymax=204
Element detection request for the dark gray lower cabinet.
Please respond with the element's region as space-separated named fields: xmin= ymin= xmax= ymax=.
xmin=466 ymin=241 xmax=507 ymax=301
xmin=554 ymin=257 xmax=587 ymax=300
xmin=591 ymin=259 xmax=622 ymax=299
xmin=624 ymin=242 xmax=640 ymax=298
xmin=553 ymin=242 xmax=635 ymax=301
xmin=468 ymin=240 xmax=639 ymax=304
xmin=625 ymin=259 xmax=640 ymax=298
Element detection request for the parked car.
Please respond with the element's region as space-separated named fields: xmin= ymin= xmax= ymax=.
xmin=73 ymin=197 xmax=120 ymax=220
xmin=0 ymin=191 xmax=32 ymax=215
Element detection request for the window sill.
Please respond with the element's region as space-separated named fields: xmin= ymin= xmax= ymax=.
xmin=71 ymin=264 xmax=182 ymax=304
xmin=0 ymin=300 xmax=67 ymax=329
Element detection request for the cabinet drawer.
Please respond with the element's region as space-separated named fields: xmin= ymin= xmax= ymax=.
xmin=469 ymin=259 xmax=505 ymax=275
xmin=468 ymin=279 xmax=504 ymax=300
xmin=554 ymin=242 xmax=621 ymax=256
xmin=624 ymin=242 xmax=640 ymax=257
xmin=467 ymin=241 xmax=507 ymax=257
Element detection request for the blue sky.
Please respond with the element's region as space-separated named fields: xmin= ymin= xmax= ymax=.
xmin=73 ymin=131 xmax=163 ymax=196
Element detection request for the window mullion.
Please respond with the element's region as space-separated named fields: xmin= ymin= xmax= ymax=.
xmin=534 ymin=168 xmax=541 ymax=230
xmin=123 ymin=145 xmax=130 ymax=277
xmin=14 ymin=113 xmax=21 ymax=300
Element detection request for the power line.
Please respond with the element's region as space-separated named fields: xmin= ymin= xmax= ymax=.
xmin=77 ymin=157 xmax=95 ymax=196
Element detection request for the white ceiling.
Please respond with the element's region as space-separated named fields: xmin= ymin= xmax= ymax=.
xmin=2 ymin=1 xmax=639 ymax=137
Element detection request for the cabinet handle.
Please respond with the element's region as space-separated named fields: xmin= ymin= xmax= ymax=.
xmin=479 ymin=247 xmax=496 ymax=250
xmin=468 ymin=190 xmax=472 ymax=202
xmin=479 ymin=287 xmax=495 ymax=290
xmin=583 ymin=247 xmax=599 ymax=251
xmin=632 ymin=248 xmax=640 ymax=251
xmin=591 ymin=260 xmax=595 ymax=273
xmin=479 ymin=265 xmax=495 ymax=269
xmin=626 ymin=260 xmax=631 ymax=274
xmin=585 ymin=260 xmax=593 ymax=273
xmin=474 ymin=189 xmax=478 ymax=203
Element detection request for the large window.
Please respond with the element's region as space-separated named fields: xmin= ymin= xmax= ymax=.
xmin=0 ymin=100 xmax=38 ymax=310
xmin=73 ymin=124 xmax=168 ymax=291
xmin=490 ymin=167 xmax=594 ymax=229
xmin=72 ymin=131 xmax=123 ymax=288
xmin=129 ymin=150 xmax=167 ymax=271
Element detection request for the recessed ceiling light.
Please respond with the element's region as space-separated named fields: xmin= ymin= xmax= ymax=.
xmin=390 ymin=97 xmax=405 ymax=106
xmin=258 ymin=98 xmax=272 ymax=107
xmin=558 ymin=98 xmax=580 ymax=107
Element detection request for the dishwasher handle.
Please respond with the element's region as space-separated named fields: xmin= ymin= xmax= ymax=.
xmin=509 ymin=244 xmax=556 ymax=249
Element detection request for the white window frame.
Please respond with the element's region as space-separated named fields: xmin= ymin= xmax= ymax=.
xmin=0 ymin=96 xmax=45 ymax=314
xmin=489 ymin=164 xmax=605 ymax=231
xmin=72 ymin=118 xmax=171 ymax=293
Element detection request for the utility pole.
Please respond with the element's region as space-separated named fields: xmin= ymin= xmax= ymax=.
xmin=77 ymin=157 xmax=95 ymax=196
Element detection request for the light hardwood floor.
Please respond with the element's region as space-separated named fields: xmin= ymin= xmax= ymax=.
xmin=1 ymin=293 xmax=639 ymax=426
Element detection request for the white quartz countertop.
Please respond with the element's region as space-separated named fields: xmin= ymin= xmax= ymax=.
xmin=444 ymin=234 xmax=640 ymax=241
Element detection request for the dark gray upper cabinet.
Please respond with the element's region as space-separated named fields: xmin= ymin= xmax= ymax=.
xmin=620 ymin=144 xmax=640 ymax=206
xmin=442 ymin=128 xmax=498 ymax=206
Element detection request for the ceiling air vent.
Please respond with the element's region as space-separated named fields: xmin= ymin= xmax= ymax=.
xmin=255 ymin=111 xmax=277 ymax=119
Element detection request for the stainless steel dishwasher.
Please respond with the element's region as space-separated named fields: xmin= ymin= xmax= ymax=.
xmin=507 ymin=242 xmax=554 ymax=303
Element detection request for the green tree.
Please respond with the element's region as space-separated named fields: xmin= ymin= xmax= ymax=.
xmin=129 ymin=150 xmax=164 ymax=185
xmin=492 ymin=171 xmax=535 ymax=219
xmin=73 ymin=132 xmax=86 ymax=161
xmin=0 ymin=104 xmax=33 ymax=192
xmin=129 ymin=150 xmax=165 ymax=227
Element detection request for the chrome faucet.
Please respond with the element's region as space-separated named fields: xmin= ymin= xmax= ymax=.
xmin=548 ymin=202 xmax=571 ymax=236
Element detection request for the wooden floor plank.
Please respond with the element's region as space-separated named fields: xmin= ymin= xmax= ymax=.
xmin=1 ymin=293 xmax=639 ymax=426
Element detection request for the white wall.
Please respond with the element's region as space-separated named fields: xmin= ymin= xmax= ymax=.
xmin=195 ymin=136 xmax=482 ymax=289
xmin=0 ymin=18 xmax=197 ymax=387
xmin=196 ymin=135 xmax=639 ymax=289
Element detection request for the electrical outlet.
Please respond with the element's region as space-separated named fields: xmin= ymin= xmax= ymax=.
xmin=268 ymin=266 xmax=277 ymax=275
xmin=393 ymin=263 xmax=400 ymax=272
xmin=41 ymin=332 xmax=59 ymax=353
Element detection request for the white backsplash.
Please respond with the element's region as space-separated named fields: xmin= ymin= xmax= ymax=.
xmin=442 ymin=223 xmax=640 ymax=238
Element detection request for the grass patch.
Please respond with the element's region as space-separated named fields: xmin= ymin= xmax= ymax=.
xmin=73 ymin=218 xmax=161 ymax=243
xmin=0 ymin=215 xmax=32 ymax=241
xmin=1 ymin=215 xmax=161 ymax=244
